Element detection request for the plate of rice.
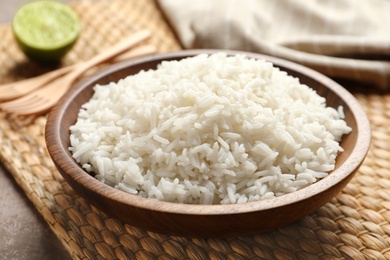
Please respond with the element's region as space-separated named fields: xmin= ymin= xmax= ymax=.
xmin=46 ymin=50 xmax=371 ymax=237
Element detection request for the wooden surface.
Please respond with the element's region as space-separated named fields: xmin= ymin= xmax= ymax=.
xmin=45 ymin=50 xmax=371 ymax=237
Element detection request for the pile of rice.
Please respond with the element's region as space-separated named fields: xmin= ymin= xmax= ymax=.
xmin=69 ymin=53 xmax=352 ymax=205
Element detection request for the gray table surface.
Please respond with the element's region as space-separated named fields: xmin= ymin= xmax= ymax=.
xmin=0 ymin=1 xmax=71 ymax=259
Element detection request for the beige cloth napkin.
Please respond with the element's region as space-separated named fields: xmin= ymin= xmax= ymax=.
xmin=158 ymin=0 xmax=390 ymax=89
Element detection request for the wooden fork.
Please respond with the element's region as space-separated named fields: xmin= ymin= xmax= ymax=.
xmin=0 ymin=30 xmax=154 ymax=116
xmin=0 ymin=45 xmax=155 ymax=102
xmin=0 ymin=30 xmax=153 ymax=102
xmin=0 ymin=66 xmax=73 ymax=101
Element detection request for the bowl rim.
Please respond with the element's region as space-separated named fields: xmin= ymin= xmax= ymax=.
xmin=46 ymin=49 xmax=371 ymax=215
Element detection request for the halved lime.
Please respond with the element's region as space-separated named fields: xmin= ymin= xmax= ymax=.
xmin=13 ymin=1 xmax=80 ymax=63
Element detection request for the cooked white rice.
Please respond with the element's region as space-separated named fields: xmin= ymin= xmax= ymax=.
xmin=69 ymin=53 xmax=352 ymax=205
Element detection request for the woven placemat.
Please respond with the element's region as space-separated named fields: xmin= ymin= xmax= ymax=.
xmin=1 ymin=0 xmax=390 ymax=259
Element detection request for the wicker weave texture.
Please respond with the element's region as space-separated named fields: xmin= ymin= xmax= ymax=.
xmin=1 ymin=0 xmax=390 ymax=259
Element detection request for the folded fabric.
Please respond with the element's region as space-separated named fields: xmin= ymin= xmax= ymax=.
xmin=158 ymin=0 xmax=390 ymax=89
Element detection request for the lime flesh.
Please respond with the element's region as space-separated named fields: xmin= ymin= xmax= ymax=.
xmin=13 ymin=1 xmax=80 ymax=63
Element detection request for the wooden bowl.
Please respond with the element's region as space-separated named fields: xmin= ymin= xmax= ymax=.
xmin=45 ymin=50 xmax=371 ymax=237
